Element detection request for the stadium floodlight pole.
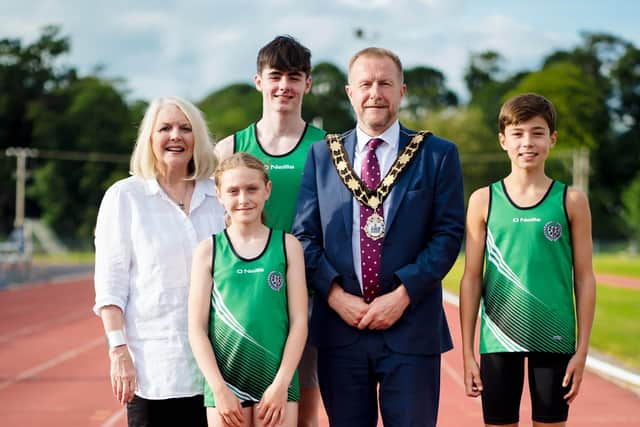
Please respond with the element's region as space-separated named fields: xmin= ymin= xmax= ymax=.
xmin=5 ymin=147 xmax=39 ymax=229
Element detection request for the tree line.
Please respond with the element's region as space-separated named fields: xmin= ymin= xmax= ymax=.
xmin=1 ymin=26 xmax=638 ymax=248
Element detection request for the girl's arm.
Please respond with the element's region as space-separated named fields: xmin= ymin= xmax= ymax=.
xmin=258 ymin=233 xmax=309 ymax=427
xmin=188 ymin=238 xmax=244 ymax=426
xmin=459 ymin=187 xmax=489 ymax=398
xmin=563 ymin=187 xmax=596 ymax=403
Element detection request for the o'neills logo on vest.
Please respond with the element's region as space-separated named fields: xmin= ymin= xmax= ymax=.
xmin=270 ymin=164 xmax=295 ymax=170
xmin=236 ymin=267 xmax=264 ymax=274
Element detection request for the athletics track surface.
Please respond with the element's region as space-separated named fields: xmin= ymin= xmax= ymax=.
xmin=0 ymin=276 xmax=638 ymax=426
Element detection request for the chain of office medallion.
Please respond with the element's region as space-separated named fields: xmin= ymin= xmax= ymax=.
xmin=325 ymin=131 xmax=431 ymax=210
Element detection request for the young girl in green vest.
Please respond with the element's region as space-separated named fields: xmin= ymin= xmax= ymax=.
xmin=189 ymin=152 xmax=308 ymax=427
xmin=459 ymin=93 xmax=596 ymax=427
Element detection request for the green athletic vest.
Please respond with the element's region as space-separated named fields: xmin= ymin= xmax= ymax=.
xmin=480 ymin=180 xmax=575 ymax=354
xmin=204 ymin=229 xmax=299 ymax=407
xmin=234 ymin=123 xmax=326 ymax=232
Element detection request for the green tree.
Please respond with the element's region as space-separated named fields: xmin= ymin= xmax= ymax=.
xmin=505 ymin=61 xmax=606 ymax=150
xmin=464 ymin=50 xmax=504 ymax=94
xmin=621 ymin=173 xmax=640 ymax=248
xmin=28 ymin=76 xmax=133 ymax=243
xmin=402 ymin=106 xmax=500 ymax=200
xmin=198 ymin=83 xmax=261 ymax=140
xmin=611 ymin=45 xmax=640 ymax=127
xmin=401 ymin=66 xmax=458 ymax=120
xmin=0 ymin=25 xmax=76 ymax=234
xmin=464 ymin=51 xmax=527 ymax=134
xmin=543 ymin=33 xmax=639 ymax=239
xmin=303 ymin=62 xmax=353 ymax=132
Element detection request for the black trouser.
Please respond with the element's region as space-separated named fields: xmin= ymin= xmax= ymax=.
xmin=127 ymin=394 xmax=207 ymax=427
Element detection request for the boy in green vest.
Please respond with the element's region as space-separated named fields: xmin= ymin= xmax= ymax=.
xmin=214 ymin=35 xmax=325 ymax=427
xmin=459 ymin=93 xmax=596 ymax=427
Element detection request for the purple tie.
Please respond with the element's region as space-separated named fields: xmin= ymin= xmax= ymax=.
xmin=360 ymin=138 xmax=384 ymax=303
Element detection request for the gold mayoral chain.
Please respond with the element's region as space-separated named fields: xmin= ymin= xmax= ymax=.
xmin=326 ymin=130 xmax=431 ymax=239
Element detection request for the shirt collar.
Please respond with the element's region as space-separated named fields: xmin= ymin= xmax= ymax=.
xmin=144 ymin=177 xmax=216 ymax=197
xmin=355 ymin=120 xmax=400 ymax=153
xmin=145 ymin=177 xmax=161 ymax=196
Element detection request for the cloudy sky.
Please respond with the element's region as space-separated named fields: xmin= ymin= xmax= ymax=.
xmin=2 ymin=0 xmax=639 ymax=102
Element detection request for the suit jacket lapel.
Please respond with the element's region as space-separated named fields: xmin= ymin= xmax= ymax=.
xmin=385 ymin=125 xmax=419 ymax=233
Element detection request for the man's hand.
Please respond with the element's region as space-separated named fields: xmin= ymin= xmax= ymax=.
xmin=327 ymin=283 xmax=369 ymax=328
xmin=358 ymin=285 xmax=410 ymax=330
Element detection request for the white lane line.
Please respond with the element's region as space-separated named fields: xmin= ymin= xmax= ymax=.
xmin=101 ymin=408 xmax=126 ymax=427
xmin=0 ymin=336 xmax=103 ymax=391
xmin=3 ymin=272 xmax=94 ymax=290
xmin=442 ymin=289 xmax=640 ymax=389
xmin=0 ymin=309 xmax=88 ymax=343
xmin=441 ymin=358 xmax=465 ymax=389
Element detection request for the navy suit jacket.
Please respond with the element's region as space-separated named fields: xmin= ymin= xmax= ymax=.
xmin=292 ymin=124 xmax=464 ymax=355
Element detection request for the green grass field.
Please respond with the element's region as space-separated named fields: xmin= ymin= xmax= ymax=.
xmin=443 ymin=254 xmax=640 ymax=371
xmin=593 ymin=254 xmax=640 ymax=278
xmin=32 ymin=251 xmax=94 ymax=264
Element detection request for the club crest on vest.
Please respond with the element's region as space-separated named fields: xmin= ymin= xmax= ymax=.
xmin=543 ymin=221 xmax=562 ymax=241
xmin=267 ymin=271 xmax=284 ymax=291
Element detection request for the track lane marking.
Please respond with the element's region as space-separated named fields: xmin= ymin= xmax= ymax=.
xmin=0 ymin=336 xmax=103 ymax=391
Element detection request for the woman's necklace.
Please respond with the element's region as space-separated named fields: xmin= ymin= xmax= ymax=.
xmin=160 ymin=181 xmax=191 ymax=211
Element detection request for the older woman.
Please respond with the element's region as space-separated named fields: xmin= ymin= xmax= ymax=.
xmin=94 ymin=96 xmax=225 ymax=426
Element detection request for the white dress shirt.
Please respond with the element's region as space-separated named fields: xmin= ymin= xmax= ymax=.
xmin=94 ymin=175 xmax=225 ymax=399
xmin=351 ymin=121 xmax=400 ymax=291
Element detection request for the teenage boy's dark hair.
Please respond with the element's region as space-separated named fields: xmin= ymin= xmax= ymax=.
xmin=499 ymin=93 xmax=557 ymax=134
xmin=256 ymin=35 xmax=311 ymax=76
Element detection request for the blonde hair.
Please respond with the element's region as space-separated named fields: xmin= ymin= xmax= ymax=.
xmin=130 ymin=96 xmax=218 ymax=179
xmin=214 ymin=152 xmax=270 ymax=225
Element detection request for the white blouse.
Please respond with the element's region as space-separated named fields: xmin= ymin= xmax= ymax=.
xmin=94 ymin=175 xmax=225 ymax=399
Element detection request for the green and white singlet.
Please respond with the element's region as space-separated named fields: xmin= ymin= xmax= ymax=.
xmin=480 ymin=180 xmax=575 ymax=354
xmin=204 ymin=229 xmax=299 ymax=407
xmin=234 ymin=123 xmax=326 ymax=232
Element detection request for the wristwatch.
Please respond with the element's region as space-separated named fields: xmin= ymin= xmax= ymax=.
xmin=106 ymin=330 xmax=127 ymax=349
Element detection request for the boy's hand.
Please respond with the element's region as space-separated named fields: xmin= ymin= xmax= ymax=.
xmin=563 ymin=352 xmax=587 ymax=403
xmin=257 ymin=380 xmax=288 ymax=427
xmin=463 ymin=356 xmax=483 ymax=397
xmin=214 ymin=387 xmax=244 ymax=427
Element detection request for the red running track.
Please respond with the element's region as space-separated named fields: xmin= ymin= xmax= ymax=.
xmin=0 ymin=277 xmax=638 ymax=426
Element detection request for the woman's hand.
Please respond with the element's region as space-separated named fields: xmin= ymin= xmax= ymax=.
xmin=257 ymin=380 xmax=288 ymax=427
xmin=109 ymin=345 xmax=136 ymax=405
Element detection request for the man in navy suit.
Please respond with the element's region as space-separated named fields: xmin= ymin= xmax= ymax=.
xmin=292 ymin=47 xmax=465 ymax=426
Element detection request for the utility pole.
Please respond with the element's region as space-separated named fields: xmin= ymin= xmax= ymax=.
xmin=572 ymin=147 xmax=590 ymax=197
xmin=5 ymin=147 xmax=39 ymax=228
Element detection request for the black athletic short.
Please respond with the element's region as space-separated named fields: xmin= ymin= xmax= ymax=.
xmin=480 ymin=352 xmax=572 ymax=425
